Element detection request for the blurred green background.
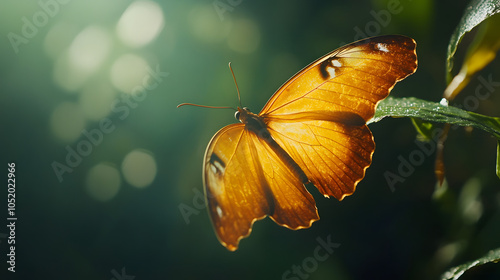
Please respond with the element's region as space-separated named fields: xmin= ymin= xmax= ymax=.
xmin=1 ymin=0 xmax=500 ymax=279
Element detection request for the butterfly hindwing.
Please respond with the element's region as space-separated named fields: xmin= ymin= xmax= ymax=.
xmin=265 ymin=118 xmax=374 ymax=199
xmin=203 ymin=124 xmax=269 ymax=251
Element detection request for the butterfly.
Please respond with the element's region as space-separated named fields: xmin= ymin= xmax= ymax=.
xmin=183 ymin=35 xmax=417 ymax=251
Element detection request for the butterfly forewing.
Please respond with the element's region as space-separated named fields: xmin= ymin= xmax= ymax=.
xmin=260 ymin=35 xmax=417 ymax=121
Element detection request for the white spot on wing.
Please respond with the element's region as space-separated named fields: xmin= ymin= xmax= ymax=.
xmin=331 ymin=59 xmax=342 ymax=67
xmin=326 ymin=66 xmax=336 ymax=78
xmin=376 ymin=43 xmax=389 ymax=53
xmin=210 ymin=164 xmax=217 ymax=174
xmin=213 ymin=160 xmax=224 ymax=174
xmin=216 ymin=206 xmax=223 ymax=218
xmin=207 ymin=155 xmax=225 ymax=196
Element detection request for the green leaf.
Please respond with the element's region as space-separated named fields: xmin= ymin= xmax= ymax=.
xmin=445 ymin=13 xmax=500 ymax=99
xmin=371 ymin=97 xmax=500 ymax=139
xmin=410 ymin=117 xmax=436 ymax=140
xmin=441 ymin=248 xmax=500 ymax=280
xmin=446 ymin=0 xmax=500 ymax=81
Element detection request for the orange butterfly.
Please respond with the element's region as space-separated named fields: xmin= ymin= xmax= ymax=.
xmin=183 ymin=35 xmax=417 ymax=251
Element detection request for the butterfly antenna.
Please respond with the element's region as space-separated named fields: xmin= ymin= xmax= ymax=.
xmin=228 ymin=62 xmax=243 ymax=108
xmin=176 ymin=103 xmax=235 ymax=110
xmin=177 ymin=63 xmax=242 ymax=110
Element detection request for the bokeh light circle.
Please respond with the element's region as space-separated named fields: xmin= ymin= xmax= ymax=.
xmin=86 ymin=163 xmax=121 ymax=202
xmin=121 ymin=149 xmax=157 ymax=188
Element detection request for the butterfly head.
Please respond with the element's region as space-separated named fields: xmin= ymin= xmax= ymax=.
xmin=234 ymin=107 xmax=252 ymax=123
